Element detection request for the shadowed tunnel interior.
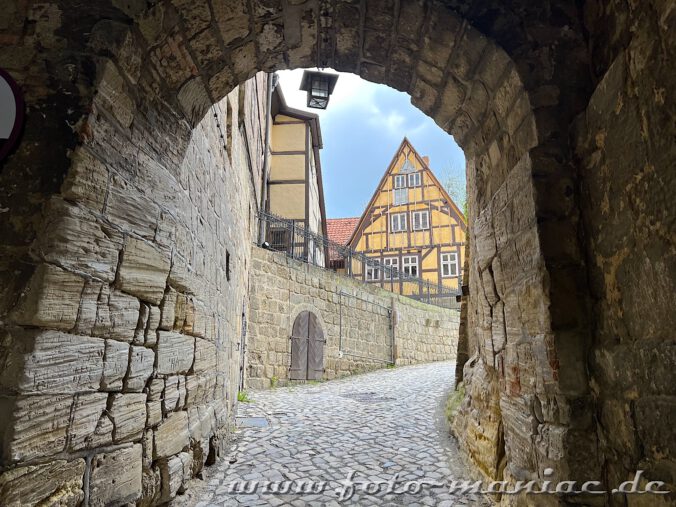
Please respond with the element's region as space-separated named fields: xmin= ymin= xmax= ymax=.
xmin=0 ymin=1 xmax=674 ymax=505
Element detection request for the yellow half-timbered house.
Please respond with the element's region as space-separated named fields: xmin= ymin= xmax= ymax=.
xmin=347 ymin=138 xmax=466 ymax=297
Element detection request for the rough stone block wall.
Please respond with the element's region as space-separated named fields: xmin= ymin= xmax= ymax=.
xmin=0 ymin=70 xmax=268 ymax=505
xmin=246 ymin=247 xmax=458 ymax=390
xmin=575 ymin=1 xmax=676 ymax=500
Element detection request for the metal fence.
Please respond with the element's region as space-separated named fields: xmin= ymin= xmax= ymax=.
xmin=259 ymin=210 xmax=461 ymax=308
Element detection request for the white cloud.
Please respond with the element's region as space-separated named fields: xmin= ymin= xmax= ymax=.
xmin=275 ymin=69 xmax=438 ymax=139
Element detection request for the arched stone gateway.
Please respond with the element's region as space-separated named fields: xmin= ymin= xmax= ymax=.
xmin=0 ymin=1 xmax=673 ymax=505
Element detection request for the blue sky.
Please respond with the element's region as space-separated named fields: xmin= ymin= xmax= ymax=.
xmin=277 ymin=69 xmax=466 ymax=218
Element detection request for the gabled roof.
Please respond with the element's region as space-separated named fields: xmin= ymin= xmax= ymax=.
xmin=327 ymin=218 xmax=360 ymax=245
xmin=326 ymin=217 xmax=360 ymax=261
xmin=347 ymin=137 xmax=466 ymax=247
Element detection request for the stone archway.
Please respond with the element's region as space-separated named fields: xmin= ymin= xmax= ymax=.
xmin=0 ymin=1 xmax=674 ymax=505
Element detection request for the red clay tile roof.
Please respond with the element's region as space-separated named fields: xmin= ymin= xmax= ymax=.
xmin=326 ymin=217 xmax=360 ymax=260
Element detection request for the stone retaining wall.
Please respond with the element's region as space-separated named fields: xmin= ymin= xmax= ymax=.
xmin=245 ymin=247 xmax=458 ymax=389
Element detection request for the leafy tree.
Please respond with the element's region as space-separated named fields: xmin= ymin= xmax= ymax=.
xmin=441 ymin=163 xmax=467 ymax=218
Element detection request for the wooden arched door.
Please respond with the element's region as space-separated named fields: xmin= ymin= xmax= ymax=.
xmin=290 ymin=311 xmax=325 ymax=380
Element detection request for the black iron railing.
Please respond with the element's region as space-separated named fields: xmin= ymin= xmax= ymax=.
xmin=258 ymin=211 xmax=461 ymax=309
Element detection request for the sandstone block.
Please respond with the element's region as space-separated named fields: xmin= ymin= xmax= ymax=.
xmin=168 ymin=255 xmax=196 ymax=295
xmin=134 ymin=303 xmax=150 ymax=344
xmin=140 ymin=466 xmax=162 ymax=507
xmin=117 ymin=237 xmax=171 ymax=304
xmin=36 ymin=198 xmax=123 ymax=282
xmin=0 ymin=458 xmax=86 ymax=507
xmin=146 ymin=305 xmax=161 ymax=344
xmin=60 ymin=147 xmax=109 ymax=212
xmin=154 ymin=411 xmax=189 ymax=459
xmin=102 ymin=339 xmax=130 ymax=391
xmin=0 ymin=329 xmax=104 ymax=394
xmin=193 ymin=338 xmax=217 ymax=373
xmin=11 ymin=263 xmax=84 ymax=331
xmin=163 ymin=376 xmax=180 ymax=414
xmin=158 ymin=454 xmax=184 ymax=503
xmin=93 ymin=287 xmax=140 ymax=342
xmin=148 ymin=377 xmax=164 ymax=401
xmin=109 ymin=393 xmax=147 ymax=443
xmin=157 ymin=331 xmax=194 ymax=374
xmin=68 ymin=393 xmax=111 ymax=451
xmin=89 ymin=445 xmax=142 ymax=507
xmin=177 ymin=375 xmax=187 ymax=409
xmin=126 ymin=346 xmax=155 ymax=392
xmin=106 ymin=173 xmax=160 ymax=240
xmin=159 ymin=288 xmax=177 ymax=330
xmin=2 ymin=395 xmax=73 ymax=463
xmin=147 ymin=400 xmax=162 ymax=427
xmin=74 ymin=280 xmax=103 ymax=335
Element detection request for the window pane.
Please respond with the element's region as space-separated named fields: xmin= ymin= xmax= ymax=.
xmin=394 ymin=188 xmax=408 ymax=205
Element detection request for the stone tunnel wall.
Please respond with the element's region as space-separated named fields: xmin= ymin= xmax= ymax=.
xmin=574 ymin=1 xmax=676 ymax=501
xmin=246 ymin=246 xmax=459 ymax=390
xmin=1 ymin=1 xmax=674 ymax=506
xmin=0 ymin=69 xmax=269 ymax=505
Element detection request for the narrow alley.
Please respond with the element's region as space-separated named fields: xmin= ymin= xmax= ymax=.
xmin=176 ymin=362 xmax=487 ymax=506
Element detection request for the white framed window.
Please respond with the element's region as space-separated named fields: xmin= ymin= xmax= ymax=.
xmin=441 ymin=252 xmax=459 ymax=277
xmin=394 ymin=175 xmax=406 ymax=188
xmin=408 ymin=172 xmax=421 ymax=187
xmin=383 ymin=257 xmax=399 ymax=279
xmin=411 ymin=210 xmax=430 ymax=230
xmin=390 ymin=213 xmax=407 ymax=232
xmin=402 ymin=256 xmax=419 ymax=277
xmin=393 ymin=188 xmax=408 ymax=205
xmin=366 ymin=261 xmax=380 ymax=281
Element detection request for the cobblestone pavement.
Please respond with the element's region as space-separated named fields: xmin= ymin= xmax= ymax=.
xmin=175 ymin=362 xmax=490 ymax=506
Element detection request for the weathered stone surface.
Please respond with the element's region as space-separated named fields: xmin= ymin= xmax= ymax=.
xmin=134 ymin=303 xmax=150 ymax=345
xmin=154 ymin=411 xmax=189 ymax=459
xmin=93 ymin=287 xmax=140 ymax=342
xmin=101 ymin=339 xmax=130 ymax=391
xmin=2 ymin=395 xmax=73 ymax=463
xmin=0 ymin=329 xmax=104 ymax=394
xmin=158 ymin=453 xmax=187 ymax=503
xmin=159 ymin=288 xmax=177 ymax=330
xmin=117 ymin=237 xmax=171 ymax=304
xmin=163 ymin=376 xmax=180 ymax=414
xmin=0 ymin=459 xmax=86 ymax=507
xmin=193 ymin=338 xmax=217 ymax=373
xmin=36 ymin=198 xmax=123 ymax=282
xmin=109 ymin=393 xmax=147 ymax=442
xmin=60 ymin=147 xmax=109 ymax=212
xmin=156 ymin=331 xmax=195 ymax=374
xmin=147 ymin=400 xmax=162 ymax=427
xmin=89 ymin=445 xmax=143 ymax=506
xmin=68 ymin=393 xmax=111 ymax=451
xmin=105 ymin=174 xmax=161 ymax=240
xmin=146 ymin=305 xmax=161 ymax=344
xmin=11 ymin=264 xmax=84 ymax=330
xmin=148 ymin=377 xmax=164 ymax=401
xmin=75 ymin=280 xmax=103 ymax=335
xmin=125 ymin=345 xmax=155 ymax=392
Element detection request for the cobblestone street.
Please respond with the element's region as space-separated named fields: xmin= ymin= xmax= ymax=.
xmin=175 ymin=362 xmax=489 ymax=506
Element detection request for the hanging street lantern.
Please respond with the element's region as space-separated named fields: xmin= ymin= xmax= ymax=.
xmin=299 ymin=70 xmax=339 ymax=110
